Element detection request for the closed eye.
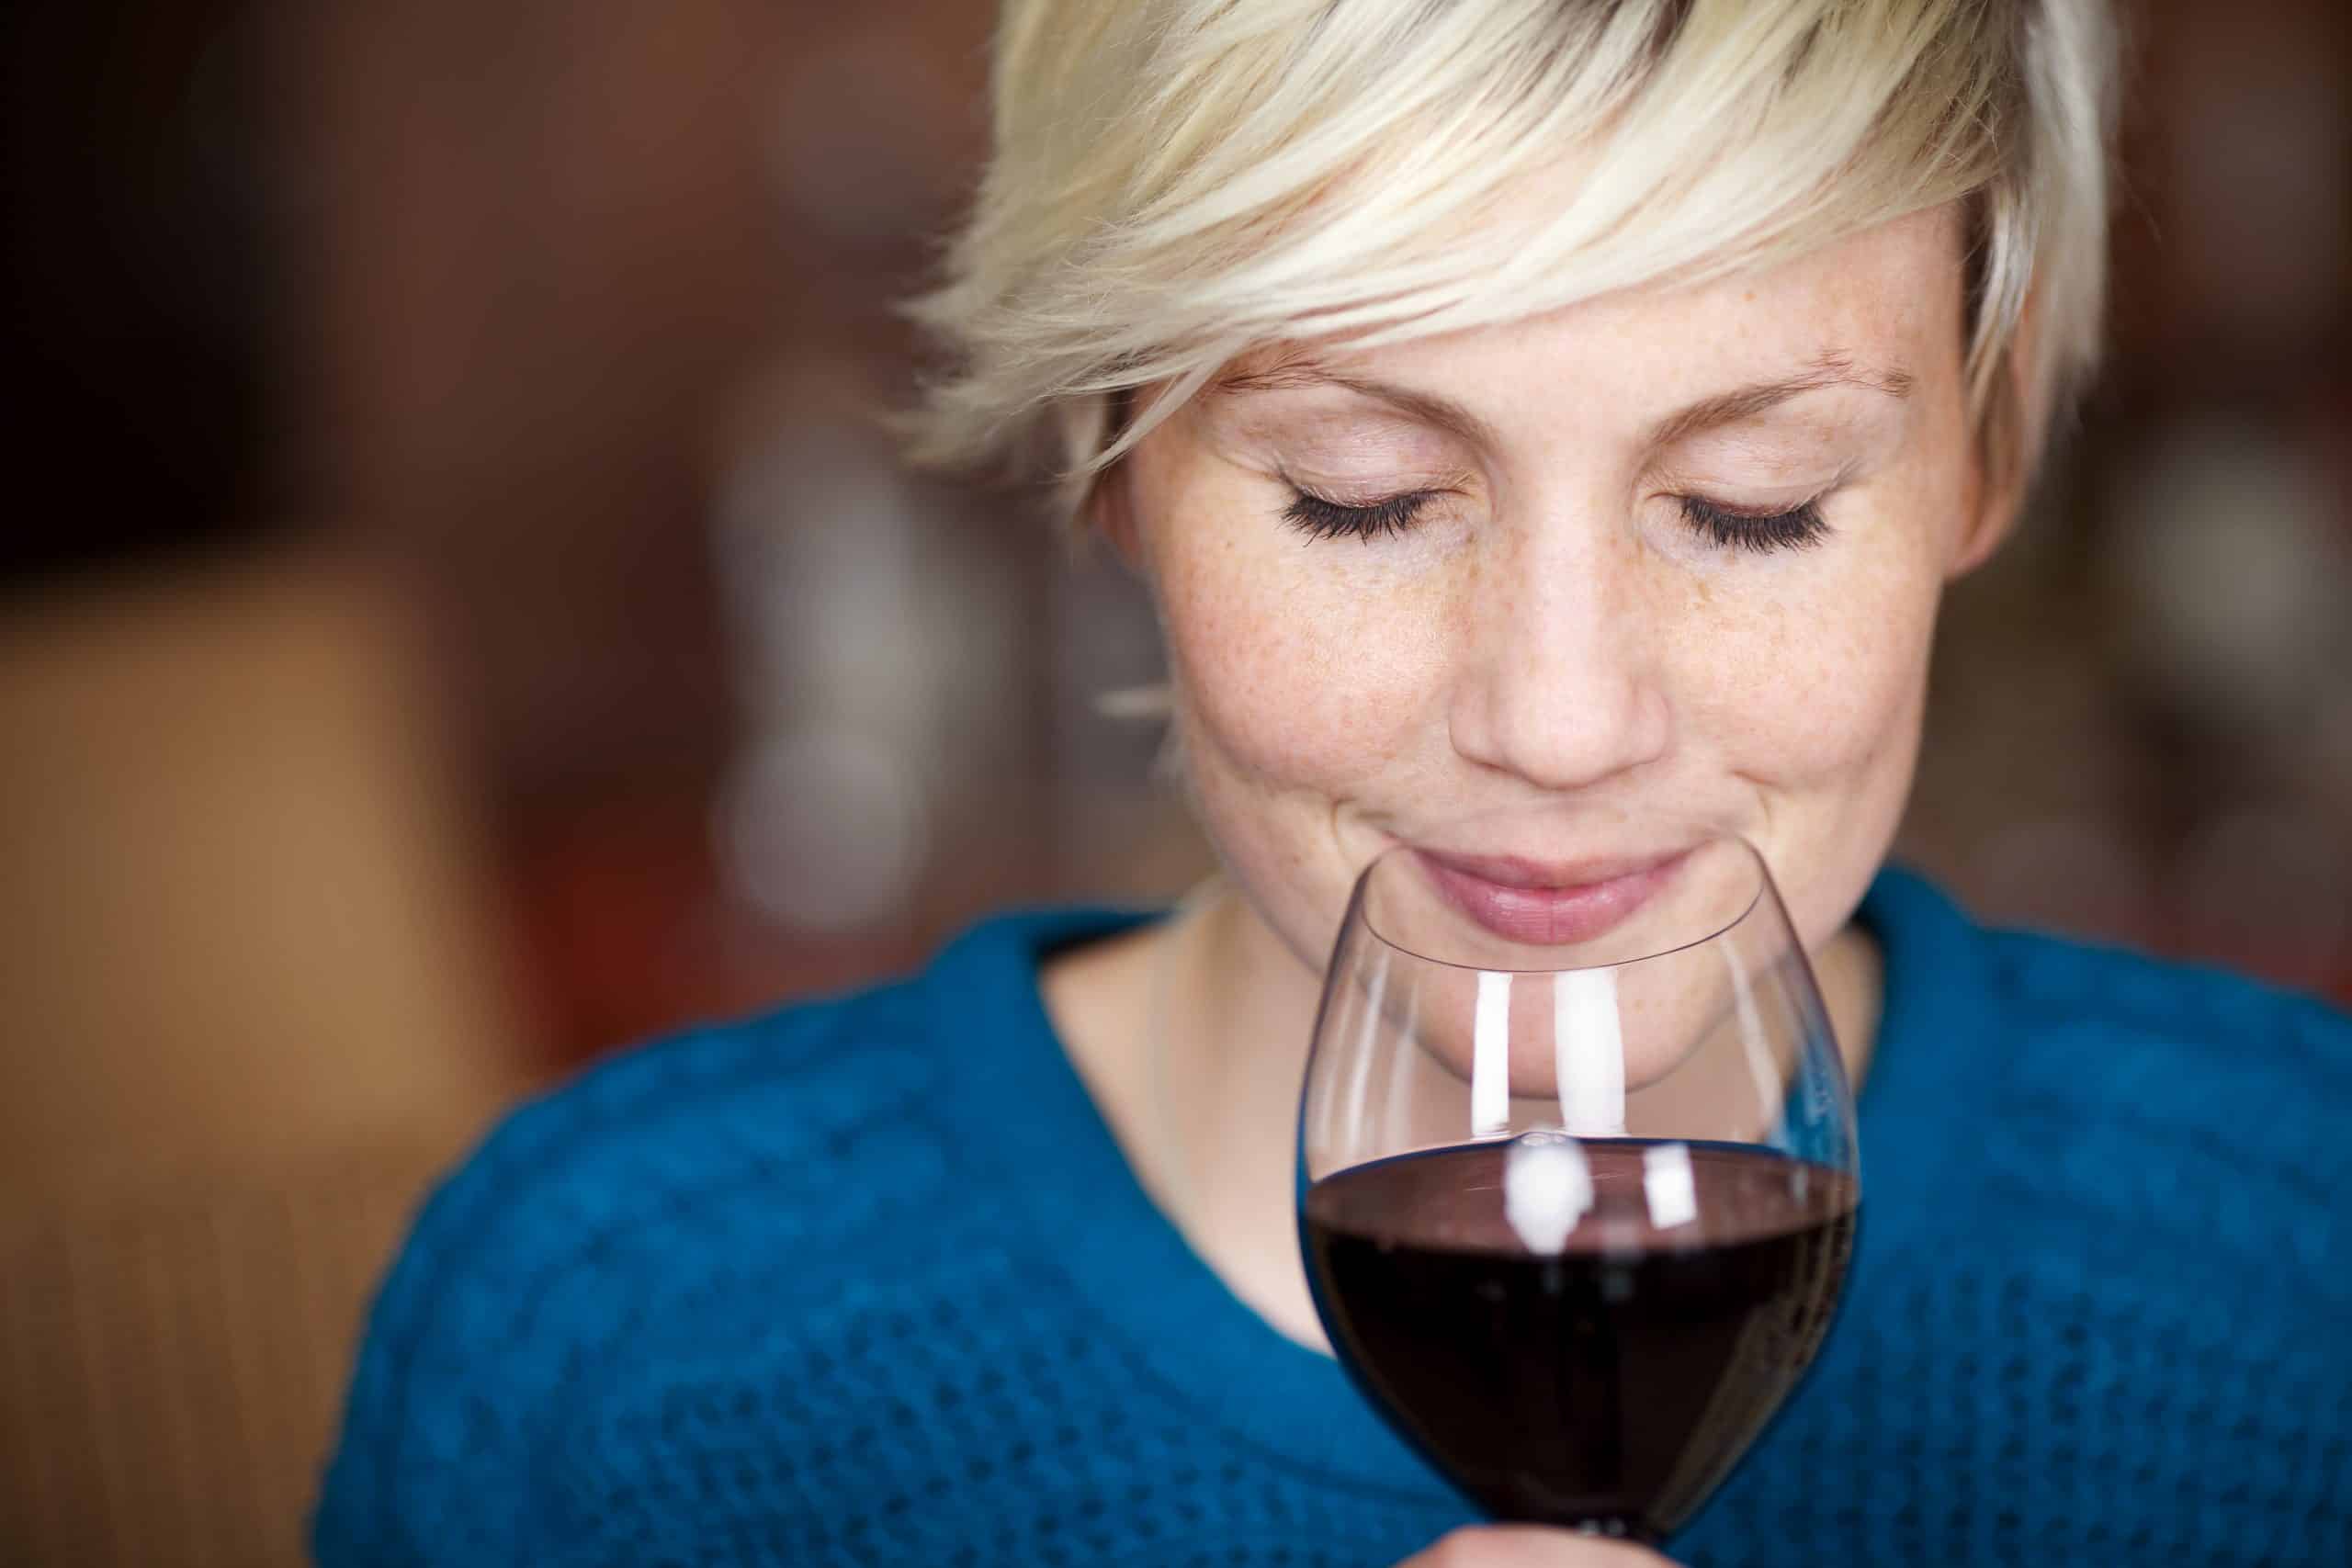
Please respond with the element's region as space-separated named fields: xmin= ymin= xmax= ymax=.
xmin=1675 ymin=495 xmax=1830 ymax=552
xmin=1281 ymin=486 xmax=1435 ymax=541
xmin=1280 ymin=485 xmax=1832 ymax=553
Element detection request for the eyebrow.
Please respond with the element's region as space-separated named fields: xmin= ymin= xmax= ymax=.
xmin=1210 ymin=350 xmax=1914 ymax=453
xmin=1641 ymin=354 xmax=1915 ymax=449
xmin=1212 ymin=357 xmax=1504 ymax=448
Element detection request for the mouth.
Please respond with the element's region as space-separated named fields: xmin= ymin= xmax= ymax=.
xmin=1413 ymin=846 xmax=1690 ymax=949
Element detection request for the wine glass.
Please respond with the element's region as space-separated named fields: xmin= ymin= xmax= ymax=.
xmin=1296 ymin=806 xmax=1859 ymax=1548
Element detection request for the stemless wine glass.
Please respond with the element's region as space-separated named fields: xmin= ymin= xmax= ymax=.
xmin=1297 ymin=806 xmax=1859 ymax=1548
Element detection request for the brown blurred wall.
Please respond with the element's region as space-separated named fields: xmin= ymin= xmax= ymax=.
xmin=1 ymin=2 xmax=2348 ymax=1562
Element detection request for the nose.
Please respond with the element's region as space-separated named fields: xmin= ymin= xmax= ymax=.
xmin=1448 ymin=522 xmax=1672 ymax=793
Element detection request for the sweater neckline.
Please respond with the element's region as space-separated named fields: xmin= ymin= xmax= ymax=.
xmin=921 ymin=864 xmax=1992 ymax=1497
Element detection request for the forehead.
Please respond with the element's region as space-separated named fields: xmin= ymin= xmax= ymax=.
xmin=1225 ymin=207 xmax=1966 ymax=416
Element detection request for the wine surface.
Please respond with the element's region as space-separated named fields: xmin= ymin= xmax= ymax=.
xmin=1302 ymin=1140 xmax=1856 ymax=1543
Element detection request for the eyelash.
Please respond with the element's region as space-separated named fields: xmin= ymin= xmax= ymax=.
xmin=1280 ymin=487 xmax=1831 ymax=553
xmin=1673 ymin=494 xmax=1832 ymax=553
xmin=1282 ymin=488 xmax=1435 ymax=541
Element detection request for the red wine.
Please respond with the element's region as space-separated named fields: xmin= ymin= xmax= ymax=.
xmin=1302 ymin=1139 xmax=1856 ymax=1544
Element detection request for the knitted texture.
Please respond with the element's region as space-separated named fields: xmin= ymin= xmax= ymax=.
xmin=315 ymin=870 xmax=2352 ymax=1566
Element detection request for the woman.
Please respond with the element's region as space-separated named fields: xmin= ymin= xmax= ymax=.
xmin=317 ymin=3 xmax=2352 ymax=1564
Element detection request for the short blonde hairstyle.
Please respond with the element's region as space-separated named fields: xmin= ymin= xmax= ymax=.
xmin=904 ymin=0 xmax=2119 ymax=516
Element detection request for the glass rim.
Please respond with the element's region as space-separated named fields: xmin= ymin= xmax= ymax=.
xmin=1349 ymin=813 xmax=1775 ymax=976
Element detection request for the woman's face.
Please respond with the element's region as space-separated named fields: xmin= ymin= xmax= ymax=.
xmin=1116 ymin=208 xmax=2002 ymax=971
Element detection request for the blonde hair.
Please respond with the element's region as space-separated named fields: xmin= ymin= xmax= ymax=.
xmin=904 ymin=0 xmax=2119 ymax=516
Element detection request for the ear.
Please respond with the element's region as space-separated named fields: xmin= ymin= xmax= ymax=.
xmin=1072 ymin=384 xmax=1148 ymax=566
xmin=1083 ymin=457 xmax=1143 ymax=567
xmin=1949 ymin=292 xmax=2043 ymax=581
xmin=1948 ymin=423 xmax=2020 ymax=580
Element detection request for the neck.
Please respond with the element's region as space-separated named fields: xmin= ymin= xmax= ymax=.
xmin=1158 ymin=884 xmax=1332 ymax=1348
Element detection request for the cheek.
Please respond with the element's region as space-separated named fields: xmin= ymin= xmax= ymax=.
xmin=1702 ymin=573 xmax=1933 ymax=780
xmin=1151 ymin=490 xmax=1444 ymax=795
xmin=1145 ymin=483 xmax=1463 ymax=971
xmin=1681 ymin=499 xmax=1951 ymax=950
xmin=1680 ymin=501 xmax=1947 ymax=790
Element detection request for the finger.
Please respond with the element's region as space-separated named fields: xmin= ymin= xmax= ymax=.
xmin=1401 ymin=1523 xmax=1677 ymax=1567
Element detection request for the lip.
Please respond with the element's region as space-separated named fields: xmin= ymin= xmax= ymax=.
xmin=1414 ymin=846 xmax=1690 ymax=948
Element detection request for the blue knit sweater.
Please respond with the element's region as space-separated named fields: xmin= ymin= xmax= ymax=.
xmin=316 ymin=869 xmax=2352 ymax=1566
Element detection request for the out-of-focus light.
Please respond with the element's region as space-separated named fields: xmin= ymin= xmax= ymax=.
xmin=716 ymin=728 xmax=929 ymax=933
xmin=711 ymin=410 xmax=1025 ymax=778
xmin=2108 ymin=417 xmax=2346 ymax=744
xmin=713 ymin=424 xmax=930 ymax=737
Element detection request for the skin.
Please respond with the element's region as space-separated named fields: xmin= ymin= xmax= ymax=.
xmin=1041 ymin=206 xmax=2021 ymax=1565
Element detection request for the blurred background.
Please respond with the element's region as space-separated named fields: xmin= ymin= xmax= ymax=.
xmin=1 ymin=0 xmax=2346 ymax=1561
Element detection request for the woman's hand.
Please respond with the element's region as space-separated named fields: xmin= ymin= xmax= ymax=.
xmin=1396 ymin=1526 xmax=1676 ymax=1567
